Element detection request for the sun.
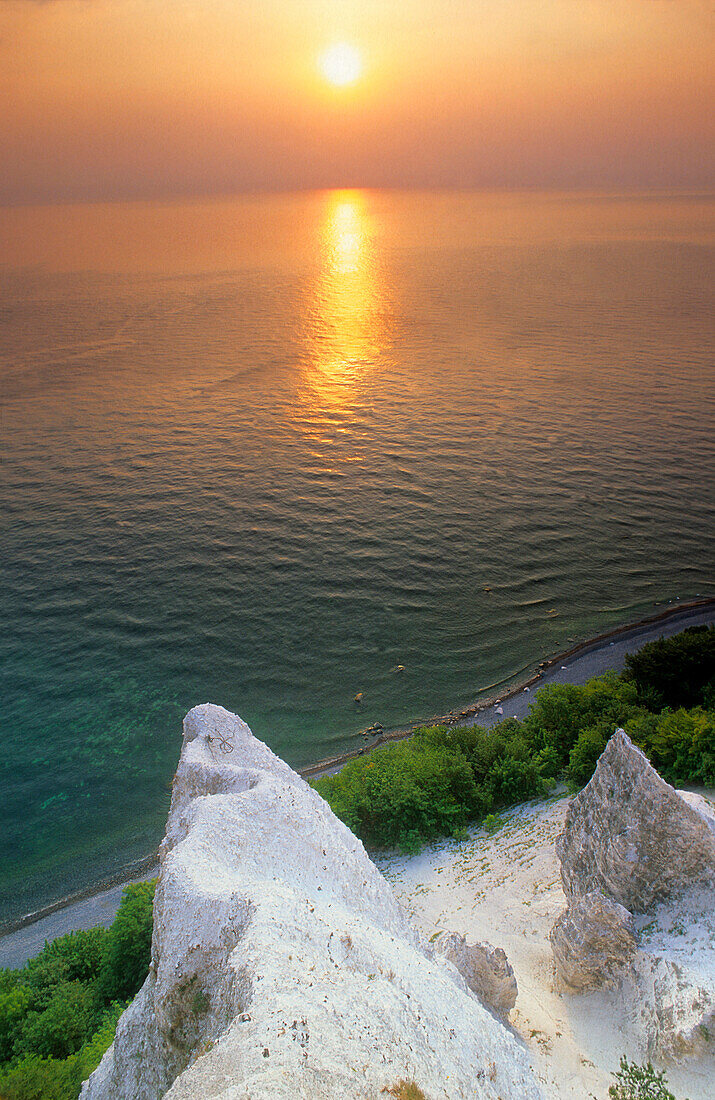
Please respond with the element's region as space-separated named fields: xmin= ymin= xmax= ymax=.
xmin=318 ymin=43 xmax=363 ymax=88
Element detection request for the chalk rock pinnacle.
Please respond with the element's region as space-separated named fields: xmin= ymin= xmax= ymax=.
xmin=549 ymin=891 xmax=637 ymax=992
xmin=556 ymin=728 xmax=715 ymax=912
xmin=552 ymin=728 xmax=715 ymax=1058
xmin=81 ymin=704 xmax=543 ymax=1100
xmin=434 ymin=933 xmax=518 ymax=1019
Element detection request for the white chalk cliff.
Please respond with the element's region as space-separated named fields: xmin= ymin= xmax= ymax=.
xmin=81 ymin=705 xmax=543 ymax=1100
xmin=552 ymin=729 xmax=715 ymax=1059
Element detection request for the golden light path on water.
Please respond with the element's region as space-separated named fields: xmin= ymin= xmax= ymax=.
xmin=302 ymin=190 xmax=384 ymax=407
xmin=1 ymin=189 xmax=713 ymax=928
xmin=292 ymin=189 xmax=391 ymax=479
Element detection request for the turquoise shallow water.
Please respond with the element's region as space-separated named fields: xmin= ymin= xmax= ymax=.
xmin=1 ymin=191 xmax=714 ymax=925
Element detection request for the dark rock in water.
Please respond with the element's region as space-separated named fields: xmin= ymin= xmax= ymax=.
xmin=556 ymin=728 xmax=715 ymax=912
xmin=549 ymin=891 xmax=636 ymax=992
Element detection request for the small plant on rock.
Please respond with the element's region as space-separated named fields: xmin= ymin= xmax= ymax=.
xmin=608 ymin=1055 xmax=683 ymax=1100
xmin=381 ymin=1082 xmax=427 ymax=1100
xmin=482 ymin=813 xmax=504 ymax=834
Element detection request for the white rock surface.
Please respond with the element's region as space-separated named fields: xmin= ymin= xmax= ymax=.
xmin=553 ymin=730 xmax=715 ymax=1061
xmin=81 ymin=705 xmax=543 ymax=1100
xmin=379 ymin=794 xmax=715 ymax=1099
xmin=550 ymin=891 xmax=637 ymax=993
xmin=557 ymin=728 xmax=715 ymax=911
xmin=434 ymin=932 xmax=518 ymax=1019
xmin=625 ymin=883 xmax=715 ymax=1059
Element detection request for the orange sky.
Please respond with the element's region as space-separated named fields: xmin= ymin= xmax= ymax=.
xmin=1 ymin=0 xmax=713 ymax=203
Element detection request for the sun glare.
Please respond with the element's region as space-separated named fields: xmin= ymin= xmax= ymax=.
xmin=319 ymin=43 xmax=363 ymax=88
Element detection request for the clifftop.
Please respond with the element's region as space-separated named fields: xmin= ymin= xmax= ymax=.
xmin=81 ymin=704 xmax=543 ymax=1100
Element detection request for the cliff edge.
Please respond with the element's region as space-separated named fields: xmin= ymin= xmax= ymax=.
xmin=81 ymin=704 xmax=543 ymax=1100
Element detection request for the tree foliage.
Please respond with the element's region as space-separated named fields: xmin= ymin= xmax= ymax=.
xmin=96 ymin=880 xmax=155 ymax=1004
xmin=0 ymin=881 xmax=155 ymax=1100
xmin=314 ymin=630 xmax=714 ymax=851
xmin=623 ymin=624 xmax=714 ymax=711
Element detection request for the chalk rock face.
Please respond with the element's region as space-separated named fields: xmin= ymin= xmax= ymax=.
xmin=81 ymin=705 xmax=543 ymax=1100
xmin=557 ymin=728 xmax=715 ymax=911
xmin=549 ymin=891 xmax=637 ymax=992
xmin=626 ymin=883 xmax=715 ymax=1059
xmin=552 ymin=729 xmax=715 ymax=1058
xmin=434 ymin=932 xmax=517 ymax=1019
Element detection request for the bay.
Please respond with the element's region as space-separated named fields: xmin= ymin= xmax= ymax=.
xmin=1 ymin=190 xmax=713 ymax=925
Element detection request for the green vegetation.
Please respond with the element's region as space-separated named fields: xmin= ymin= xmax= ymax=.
xmin=624 ymin=624 xmax=715 ymax=712
xmin=608 ymin=1055 xmax=683 ymax=1099
xmin=95 ymin=880 xmax=155 ymax=1005
xmin=1 ymin=624 xmax=711 ymax=1092
xmin=313 ymin=626 xmax=715 ymax=851
xmin=0 ymin=881 xmax=156 ymax=1100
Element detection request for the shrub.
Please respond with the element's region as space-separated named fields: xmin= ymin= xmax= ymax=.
xmin=0 ymin=1000 xmax=126 ymax=1100
xmin=96 ymin=880 xmax=156 ymax=1004
xmin=486 ymin=755 xmax=542 ymax=805
xmin=482 ymin=813 xmax=504 ymax=835
xmin=11 ymin=927 xmax=108 ymax=1022
xmin=314 ymin=632 xmax=713 ymax=853
xmin=567 ymin=720 xmax=612 ymax=786
xmin=608 ymin=1055 xmax=680 ymax=1099
xmin=15 ymin=981 xmax=97 ymax=1061
xmin=0 ymin=976 xmax=31 ymax=1062
xmin=635 ymin=707 xmax=715 ymax=786
xmin=314 ymin=735 xmax=481 ymax=851
xmin=0 ymin=1052 xmax=82 ymax=1100
xmin=27 ymin=929 xmax=108 ymax=987
xmin=74 ymin=1001 xmax=125 ymax=1082
xmin=522 ymin=673 xmax=641 ymax=767
xmin=0 ymin=882 xmax=155 ymax=1100
xmin=313 ymin=719 xmax=551 ymax=851
xmin=623 ymin=624 xmax=715 ymax=711
xmin=533 ymin=744 xmax=562 ymax=778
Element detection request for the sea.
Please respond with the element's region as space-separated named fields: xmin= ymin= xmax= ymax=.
xmin=1 ymin=189 xmax=713 ymax=927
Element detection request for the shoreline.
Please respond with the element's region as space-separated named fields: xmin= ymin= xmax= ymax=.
xmin=299 ymin=596 xmax=715 ymax=776
xmin=1 ymin=595 xmax=713 ymax=961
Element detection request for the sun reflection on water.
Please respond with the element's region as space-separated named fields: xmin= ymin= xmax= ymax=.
xmin=301 ymin=189 xmax=383 ymax=405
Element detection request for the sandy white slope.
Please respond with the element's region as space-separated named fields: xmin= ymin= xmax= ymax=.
xmin=377 ymin=793 xmax=715 ymax=1100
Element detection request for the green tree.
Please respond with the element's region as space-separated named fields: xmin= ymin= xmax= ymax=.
xmin=96 ymin=880 xmax=156 ymax=1004
xmin=523 ymin=673 xmax=641 ymax=765
xmin=74 ymin=1001 xmax=125 ymax=1082
xmin=567 ymin=720 xmax=612 ymax=785
xmin=0 ymin=1052 xmax=82 ymax=1100
xmin=640 ymin=707 xmax=715 ymax=786
xmin=0 ymin=975 xmax=31 ymax=1062
xmin=623 ymin=625 xmax=715 ymax=711
xmin=17 ymin=982 xmax=96 ymax=1061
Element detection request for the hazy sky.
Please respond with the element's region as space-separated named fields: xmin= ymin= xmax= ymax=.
xmin=1 ymin=0 xmax=713 ymax=203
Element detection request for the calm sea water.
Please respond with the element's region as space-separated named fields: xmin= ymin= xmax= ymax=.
xmin=1 ymin=191 xmax=713 ymax=925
